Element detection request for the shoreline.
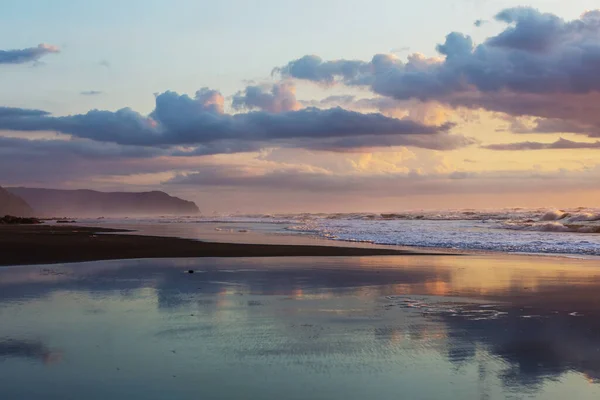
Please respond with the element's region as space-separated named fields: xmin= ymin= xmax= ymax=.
xmin=68 ymin=219 xmax=600 ymax=261
xmin=0 ymin=225 xmax=453 ymax=267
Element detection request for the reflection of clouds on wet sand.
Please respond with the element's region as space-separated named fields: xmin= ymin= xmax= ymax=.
xmin=1 ymin=256 xmax=600 ymax=398
xmin=0 ymin=339 xmax=62 ymax=365
xmin=381 ymin=294 xmax=600 ymax=390
xmin=441 ymin=306 xmax=600 ymax=390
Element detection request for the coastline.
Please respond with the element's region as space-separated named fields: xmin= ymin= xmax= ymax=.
xmin=61 ymin=219 xmax=600 ymax=260
xmin=0 ymin=224 xmax=451 ymax=267
xmin=3 ymin=225 xmax=600 ymax=398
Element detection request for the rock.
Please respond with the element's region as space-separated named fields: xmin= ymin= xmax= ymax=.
xmin=0 ymin=215 xmax=42 ymax=225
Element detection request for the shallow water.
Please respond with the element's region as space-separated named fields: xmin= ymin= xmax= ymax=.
xmin=2 ymin=255 xmax=600 ymax=399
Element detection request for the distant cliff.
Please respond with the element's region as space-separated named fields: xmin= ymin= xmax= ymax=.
xmin=0 ymin=186 xmax=34 ymax=217
xmin=7 ymin=187 xmax=199 ymax=217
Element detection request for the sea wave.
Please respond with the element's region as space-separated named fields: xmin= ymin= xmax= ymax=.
xmin=501 ymin=221 xmax=600 ymax=234
xmin=80 ymin=207 xmax=600 ymax=256
xmin=286 ymin=216 xmax=600 ymax=256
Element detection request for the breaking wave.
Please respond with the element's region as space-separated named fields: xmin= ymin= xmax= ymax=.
xmin=281 ymin=207 xmax=600 ymax=256
xmin=83 ymin=207 xmax=600 ymax=256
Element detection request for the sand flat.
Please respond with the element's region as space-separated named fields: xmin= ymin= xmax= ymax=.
xmin=2 ymin=255 xmax=600 ymax=399
xmin=0 ymin=224 xmax=448 ymax=267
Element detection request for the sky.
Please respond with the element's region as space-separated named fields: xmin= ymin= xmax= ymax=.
xmin=2 ymin=0 xmax=600 ymax=212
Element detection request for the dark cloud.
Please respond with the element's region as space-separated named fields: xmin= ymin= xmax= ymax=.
xmin=80 ymin=90 xmax=103 ymax=96
xmin=303 ymin=132 xmax=476 ymax=152
xmin=191 ymin=87 xmax=224 ymax=114
xmin=483 ymin=138 xmax=600 ymax=151
xmin=276 ymin=8 xmax=600 ymax=134
xmin=0 ymin=44 xmax=59 ymax=65
xmin=0 ymin=90 xmax=469 ymax=152
xmin=445 ymin=91 xmax=600 ymax=136
xmin=232 ymin=82 xmax=300 ymax=112
xmin=436 ymin=32 xmax=473 ymax=59
xmin=0 ymin=136 xmax=166 ymax=159
xmin=273 ymin=55 xmax=369 ymax=85
xmin=497 ymin=116 xmax=599 ymax=136
xmin=302 ymin=94 xmax=357 ymax=107
xmin=488 ymin=7 xmax=565 ymax=52
xmin=278 ymin=9 xmax=600 ymax=97
xmin=300 ymin=95 xmax=357 ymax=108
xmin=530 ymin=119 xmax=593 ymax=134
xmin=242 ymin=83 xmax=410 ymax=120
xmin=508 ymin=118 xmax=598 ymax=135
xmin=170 ymin=141 xmax=265 ymax=157
xmin=300 ymin=95 xmax=405 ymax=116
xmin=0 ymin=107 xmax=50 ymax=118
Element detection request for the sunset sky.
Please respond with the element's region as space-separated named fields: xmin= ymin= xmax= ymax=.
xmin=2 ymin=0 xmax=600 ymax=212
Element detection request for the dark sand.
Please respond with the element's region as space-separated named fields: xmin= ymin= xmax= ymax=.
xmin=0 ymin=225 xmax=442 ymax=266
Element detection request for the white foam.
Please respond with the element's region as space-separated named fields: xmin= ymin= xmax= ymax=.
xmin=292 ymin=217 xmax=600 ymax=256
xmin=78 ymin=207 xmax=600 ymax=257
xmin=540 ymin=210 xmax=568 ymax=221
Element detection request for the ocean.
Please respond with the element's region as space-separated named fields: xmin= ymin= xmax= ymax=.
xmin=75 ymin=207 xmax=600 ymax=258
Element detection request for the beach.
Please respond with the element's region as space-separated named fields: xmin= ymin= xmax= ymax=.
xmin=5 ymin=1 xmax=600 ymax=398
xmin=1 ymin=223 xmax=600 ymax=399
xmin=0 ymin=224 xmax=437 ymax=267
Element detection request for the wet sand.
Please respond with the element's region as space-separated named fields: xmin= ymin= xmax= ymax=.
xmin=0 ymin=225 xmax=440 ymax=267
xmin=2 ymin=255 xmax=600 ymax=399
xmin=3 ymin=223 xmax=600 ymax=398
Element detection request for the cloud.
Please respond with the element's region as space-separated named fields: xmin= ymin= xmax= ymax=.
xmin=239 ymin=83 xmax=450 ymax=126
xmin=0 ymin=107 xmax=50 ymax=118
xmin=80 ymin=90 xmax=103 ymax=96
xmin=302 ymin=131 xmax=476 ymax=152
xmin=273 ymin=55 xmax=370 ymax=85
xmin=483 ymin=138 xmax=600 ymax=151
xmin=509 ymin=118 xmax=597 ymax=135
xmin=301 ymin=95 xmax=404 ymax=115
xmin=300 ymin=94 xmax=357 ymax=108
xmin=193 ymin=87 xmax=225 ymax=114
xmin=0 ymin=136 xmax=166 ymax=159
xmin=0 ymin=44 xmax=59 ymax=65
xmin=232 ymin=82 xmax=301 ymax=112
xmin=275 ymin=8 xmax=600 ymax=135
xmin=0 ymin=136 xmax=197 ymax=185
xmin=0 ymin=89 xmax=470 ymax=152
xmin=166 ymin=162 xmax=600 ymax=196
xmin=98 ymin=60 xmax=110 ymax=68
xmin=278 ymin=9 xmax=600 ymax=96
xmin=488 ymin=7 xmax=566 ymax=52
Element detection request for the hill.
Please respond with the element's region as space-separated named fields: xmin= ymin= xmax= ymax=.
xmin=0 ymin=186 xmax=34 ymax=217
xmin=7 ymin=187 xmax=199 ymax=217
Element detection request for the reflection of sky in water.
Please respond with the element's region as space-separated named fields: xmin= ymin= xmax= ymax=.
xmin=1 ymin=256 xmax=600 ymax=399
